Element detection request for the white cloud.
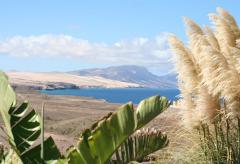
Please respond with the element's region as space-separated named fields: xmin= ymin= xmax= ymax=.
xmin=0 ymin=33 xmax=174 ymax=74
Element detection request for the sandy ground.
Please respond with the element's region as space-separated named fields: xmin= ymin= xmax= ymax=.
xmin=0 ymin=91 xmax=199 ymax=162
xmin=7 ymin=72 xmax=140 ymax=89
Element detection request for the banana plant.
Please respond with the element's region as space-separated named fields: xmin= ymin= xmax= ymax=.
xmin=0 ymin=72 xmax=61 ymax=163
xmin=109 ymin=128 xmax=169 ymax=163
xmin=67 ymin=95 xmax=170 ymax=164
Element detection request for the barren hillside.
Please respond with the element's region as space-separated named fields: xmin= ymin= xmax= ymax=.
xmin=7 ymin=72 xmax=140 ymax=89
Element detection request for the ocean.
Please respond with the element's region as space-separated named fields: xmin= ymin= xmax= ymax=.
xmin=41 ymin=88 xmax=180 ymax=104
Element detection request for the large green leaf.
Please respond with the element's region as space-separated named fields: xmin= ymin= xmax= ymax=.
xmin=67 ymin=147 xmax=85 ymax=164
xmin=68 ymin=103 xmax=136 ymax=164
xmin=0 ymin=71 xmax=16 ymax=144
xmin=8 ymin=101 xmax=61 ymax=163
xmin=136 ymin=96 xmax=170 ymax=129
xmin=67 ymin=95 xmax=170 ymax=164
xmin=21 ymin=136 xmax=61 ymax=163
xmin=9 ymin=101 xmax=41 ymax=154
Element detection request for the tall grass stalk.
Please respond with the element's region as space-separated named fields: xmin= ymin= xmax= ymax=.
xmin=41 ymin=102 xmax=45 ymax=163
xmin=199 ymin=109 xmax=240 ymax=163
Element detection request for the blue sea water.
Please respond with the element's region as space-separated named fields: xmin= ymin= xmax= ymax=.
xmin=41 ymin=88 xmax=180 ymax=104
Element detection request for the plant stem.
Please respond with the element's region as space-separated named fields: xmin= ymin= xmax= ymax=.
xmin=41 ymin=102 xmax=45 ymax=164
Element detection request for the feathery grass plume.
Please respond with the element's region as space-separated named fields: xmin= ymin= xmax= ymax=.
xmin=204 ymin=26 xmax=220 ymax=51
xmin=184 ymin=18 xmax=240 ymax=114
xmin=209 ymin=13 xmax=236 ymax=47
xmin=183 ymin=17 xmax=205 ymax=57
xmin=168 ymin=35 xmax=199 ymax=127
xmin=181 ymin=93 xmax=198 ymax=128
xmin=169 ymin=35 xmax=220 ymax=127
xmin=195 ymin=86 xmax=220 ymax=124
xmin=200 ymin=42 xmax=240 ymax=114
xmin=209 ymin=13 xmax=237 ymax=67
xmin=201 ymin=45 xmax=240 ymax=108
xmin=168 ymin=35 xmax=199 ymax=93
xmin=237 ymin=39 xmax=240 ymax=49
xmin=217 ymin=7 xmax=240 ymax=39
xmin=229 ymin=46 xmax=240 ymax=74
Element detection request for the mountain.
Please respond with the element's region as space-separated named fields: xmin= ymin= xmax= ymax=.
xmin=158 ymin=73 xmax=178 ymax=84
xmin=69 ymin=65 xmax=177 ymax=88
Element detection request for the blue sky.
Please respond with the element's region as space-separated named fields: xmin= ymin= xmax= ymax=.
xmin=0 ymin=0 xmax=239 ymax=75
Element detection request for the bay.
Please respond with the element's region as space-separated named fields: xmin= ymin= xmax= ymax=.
xmin=41 ymin=88 xmax=180 ymax=104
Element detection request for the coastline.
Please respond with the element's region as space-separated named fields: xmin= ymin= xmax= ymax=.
xmin=7 ymin=71 xmax=141 ymax=90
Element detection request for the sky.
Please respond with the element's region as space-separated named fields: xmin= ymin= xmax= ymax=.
xmin=0 ymin=0 xmax=239 ymax=75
